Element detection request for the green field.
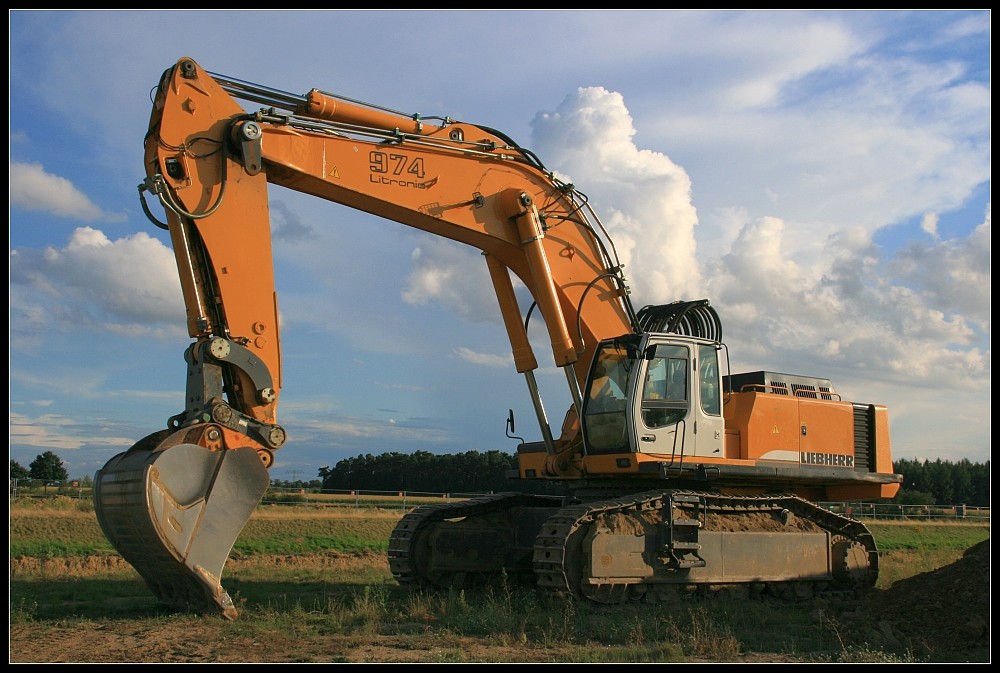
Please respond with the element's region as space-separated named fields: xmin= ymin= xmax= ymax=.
xmin=9 ymin=497 xmax=990 ymax=663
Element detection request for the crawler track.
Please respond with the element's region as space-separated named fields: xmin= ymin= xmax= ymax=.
xmin=389 ymin=489 xmax=880 ymax=604
xmin=532 ymin=489 xmax=879 ymax=603
xmin=388 ymin=492 xmax=563 ymax=588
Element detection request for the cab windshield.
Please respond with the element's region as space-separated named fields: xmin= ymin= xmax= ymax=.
xmin=582 ymin=344 xmax=633 ymax=453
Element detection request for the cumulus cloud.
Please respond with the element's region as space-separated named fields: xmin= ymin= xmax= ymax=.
xmin=890 ymin=208 xmax=991 ymax=331
xmin=920 ymin=212 xmax=940 ymax=238
xmin=9 ymin=161 xmax=126 ymax=222
xmin=10 ymin=226 xmax=185 ymax=343
xmin=519 ymin=89 xmax=990 ymax=394
xmin=401 ymin=243 xmax=498 ymax=322
xmin=701 ymin=206 xmax=990 ymax=390
xmin=401 ymin=87 xmax=703 ymax=318
xmin=530 ymin=87 xmax=702 ymax=305
xmin=394 ymin=85 xmax=989 ymax=400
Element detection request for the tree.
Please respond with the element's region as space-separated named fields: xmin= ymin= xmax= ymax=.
xmin=10 ymin=460 xmax=30 ymax=481
xmin=28 ymin=451 xmax=69 ymax=483
xmin=895 ymin=488 xmax=935 ymax=506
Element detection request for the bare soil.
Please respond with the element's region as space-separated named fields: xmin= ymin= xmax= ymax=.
xmin=8 ymin=540 xmax=989 ymax=663
xmin=830 ymin=539 xmax=990 ymax=657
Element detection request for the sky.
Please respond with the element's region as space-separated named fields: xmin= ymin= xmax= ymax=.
xmin=9 ymin=10 xmax=991 ymax=483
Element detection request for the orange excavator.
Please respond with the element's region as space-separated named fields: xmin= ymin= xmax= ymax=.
xmin=94 ymin=57 xmax=902 ymax=619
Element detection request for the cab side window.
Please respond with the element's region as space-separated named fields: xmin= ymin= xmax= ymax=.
xmin=698 ymin=345 xmax=721 ymax=416
xmin=641 ymin=346 xmax=688 ymax=428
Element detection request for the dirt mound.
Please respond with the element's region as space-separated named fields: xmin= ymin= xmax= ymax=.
xmin=835 ymin=540 xmax=990 ymax=657
xmin=10 ymin=554 xmax=134 ymax=576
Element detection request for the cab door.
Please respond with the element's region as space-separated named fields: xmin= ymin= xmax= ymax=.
xmin=634 ymin=340 xmax=724 ymax=457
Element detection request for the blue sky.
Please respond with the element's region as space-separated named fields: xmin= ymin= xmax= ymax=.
xmin=10 ymin=10 xmax=990 ymax=482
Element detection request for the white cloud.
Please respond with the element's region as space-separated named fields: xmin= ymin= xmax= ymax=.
xmin=890 ymin=210 xmax=991 ymax=331
xmin=9 ymin=367 xmax=180 ymax=403
xmin=401 ymin=243 xmax=498 ymax=322
xmin=699 ymin=206 xmax=990 ymax=392
xmin=9 ymin=161 xmax=127 ymax=222
xmin=920 ymin=212 xmax=940 ymax=238
xmin=395 ymin=82 xmax=989 ymax=405
xmin=10 ymin=226 xmax=186 ymax=344
xmin=643 ymin=20 xmax=990 ymax=276
xmin=9 ymin=411 xmax=134 ymax=451
xmin=401 ymin=87 xmax=704 ymax=316
xmin=531 ymin=87 xmax=703 ymax=305
xmin=289 ymin=415 xmax=454 ymax=448
xmin=454 ymin=347 xmax=511 ymax=368
xmin=717 ymin=18 xmax=863 ymax=109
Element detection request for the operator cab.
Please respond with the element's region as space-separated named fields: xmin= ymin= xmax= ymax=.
xmin=581 ymin=333 xmax=724 ymax=458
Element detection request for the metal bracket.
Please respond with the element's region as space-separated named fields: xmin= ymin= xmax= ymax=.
xmin=168 ymin=340 xmax=285 ymax=449
xmin=235 ymin=121 xmax=264 ymax=175
xmin=202 ymin=337 xmax=276 ymax=405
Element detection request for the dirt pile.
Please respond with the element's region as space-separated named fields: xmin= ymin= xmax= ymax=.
xmin=835 ymin=540 xmax=990 ymax=658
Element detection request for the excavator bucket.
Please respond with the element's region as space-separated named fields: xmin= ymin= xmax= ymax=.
xmin=93 ymin=431 xmax=270 ymax=620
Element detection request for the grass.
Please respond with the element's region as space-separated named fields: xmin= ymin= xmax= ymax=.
xmin=866 ymin=520 xmax=990 ymax=551
xmin=232 ymin=514 xmax=399 ymax=555
xmin=864 ymin=521 xmax=989 ymax=589
xmin=9 ymin=499 xmax=401 ymax=558
xmin=9 ymin=499 xmax=990 ymax=663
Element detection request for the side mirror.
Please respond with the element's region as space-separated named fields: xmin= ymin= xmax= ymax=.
xmin=505 ymin=409 xmax=524 ymax=443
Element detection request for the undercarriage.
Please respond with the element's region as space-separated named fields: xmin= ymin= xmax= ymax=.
xmin=388 ymin=489 xmax=878 ymax=603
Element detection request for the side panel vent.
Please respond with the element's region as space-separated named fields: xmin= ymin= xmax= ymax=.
xmin=852 ymin=403 xmax=874 ymax=471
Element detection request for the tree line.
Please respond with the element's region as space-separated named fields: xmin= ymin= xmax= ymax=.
xmin=10 ymin=451 xmax=990 ymax=507
xmin=317 ymin=450 xmax=565 ymax=496
xmin=892 ymin=457 xmax=990 ymax=507
xmin=317 ymin=451 xmax=989 ymax=506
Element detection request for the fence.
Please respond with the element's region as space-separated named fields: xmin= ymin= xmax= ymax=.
xmin=816 ymin=501 xmax=990 ymax=523
xmin=10 ymin=481 xmax=991 ymax=523
xmin=261 ymin=488 xmax=991 ymax=523
xmin=260 ymin=487 xmax=489 ymax=511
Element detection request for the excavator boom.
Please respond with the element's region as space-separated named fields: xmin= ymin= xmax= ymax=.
xmin=95 ymin=57 xmax=635 ymax=618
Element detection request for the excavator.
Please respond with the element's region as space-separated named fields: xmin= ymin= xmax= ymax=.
xmin=93 ymin=57 xmax=903 ymax=620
